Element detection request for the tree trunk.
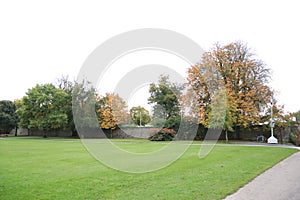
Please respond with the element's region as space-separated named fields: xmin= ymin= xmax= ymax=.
xmin=234 ymin=126 xmax=240 ymax=140
xmin=225 ymin=130 xmax=228 ymax=143
xmin=279 ymin=127 xmax=283 ymax=144
xmin=43 ymin=130 xmax=47 ymax=138
xmin=72 ymin=129 xmax=78 ymax=137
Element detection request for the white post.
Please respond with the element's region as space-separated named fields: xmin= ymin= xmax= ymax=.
xmin=139 ymin=110 xmax=142 ymax=127
xmin=268 ymin=99 xmax=278 ymax=144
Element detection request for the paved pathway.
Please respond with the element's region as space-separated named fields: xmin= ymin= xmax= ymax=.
xmin=225 ymin=151 xmax=300 ymax=200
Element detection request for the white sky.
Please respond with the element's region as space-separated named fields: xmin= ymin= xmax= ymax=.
xmin=1 ymin=0 xmax=299 ymax=113
xmin=97 ymin=50 xmax=190 ymax=112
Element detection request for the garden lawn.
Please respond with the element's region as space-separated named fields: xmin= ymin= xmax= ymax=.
xmin=0 ymin=137 xmax=298 ymax=200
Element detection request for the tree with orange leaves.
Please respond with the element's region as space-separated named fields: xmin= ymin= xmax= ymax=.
xmin=96 ymin=93 xmax=128 ymax=131
xmin=187 ymin=41 xmax=273 ymax=139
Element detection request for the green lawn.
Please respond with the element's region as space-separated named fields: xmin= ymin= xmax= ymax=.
xmin=0 ymin=137 xmax=298 ymax=200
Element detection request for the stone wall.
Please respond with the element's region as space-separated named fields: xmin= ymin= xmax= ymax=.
xmin=12 ymin=125 xmax=292 ymax=143
xmin=103 ymin=127 xmax=160 ymax=139
xmin=9 ymin=128 xmax=29 ymax=136
xmin=220 ymin=125 xmax=291 ymax=143
xmin=28 ymin=129 xmax=72 ymax=137
xmin=19 ymin=127 xmax=158 ymax=139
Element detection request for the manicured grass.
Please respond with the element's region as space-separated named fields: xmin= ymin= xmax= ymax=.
xmin=0 ymin=137 xmax=298 ymax=200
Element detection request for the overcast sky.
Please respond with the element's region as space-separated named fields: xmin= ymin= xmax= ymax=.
xmin=1 ymin=0 xmax=299 ymax=113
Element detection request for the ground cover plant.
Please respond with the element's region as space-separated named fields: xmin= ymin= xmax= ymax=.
xmin=0 ymin=137 xmax=297 ymax=200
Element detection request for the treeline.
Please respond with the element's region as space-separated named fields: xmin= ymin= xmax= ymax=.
xmin=15 ymin=79 xmax=137 ymax=136
xmin=1 ymin=41 xmax=298 ymax=138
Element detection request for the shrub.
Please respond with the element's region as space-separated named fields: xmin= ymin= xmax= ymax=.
xmin=149 ymin=128 xmax=176 ymax=141
xmin=290 ymin=132 xmax=300 ymax=146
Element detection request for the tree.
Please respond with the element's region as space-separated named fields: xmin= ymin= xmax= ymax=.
xmin=148 ymin=75 xmax=182 ymax=130
xmin=289 ymin=111 xmax=300 ymax=145
xmin=205 ymin=89 xmax=235 ymax=142
xmin=69 ymin=79 xmax=102 ymax=139
xmin=0 ymin=100 xmax=17 ymax=134
xmin=148 ymin=75 xmax=181 ymax=119
xmin=96 ymin=93 xmax=128 ymax=131
xmin=187 ymin=41 xmax=272 ymax=138
xmin=16 ymin=84 xmax=70 ymax=136
xmin=130 ymin=106 xmax=151 ymax=126
xmin=56 ymin=76 xmax=77 ymax=135
xmin=291 ymin=111 xmax=300 ymax=122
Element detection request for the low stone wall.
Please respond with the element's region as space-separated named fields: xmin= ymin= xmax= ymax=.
xmin=21 ymin=127 xmax=159 ymax=139
xmin=220 ymin=125 xmax=291 ymax=143
xmin=103 ymin=127 xmax=160 ymax=139
xmin=12 ymin=125 xmax=292 ymax=143
xmin=195 ymin=125 xmax=291 ymax=143
xmin=9 ymin=128 xmax=29 ymax=136
xmin=29 ymin=129 xmax=72 ymax=137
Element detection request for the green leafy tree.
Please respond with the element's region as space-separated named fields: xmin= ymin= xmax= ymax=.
xmin=291 ymin=111 xmax=300 ymax=123
xmin=16 ymin=84 xmax=70 ymax=136
xmin=148 ymin=75 xmax=182 ymax=130
xmin=148 ymin=75 xmax=181 ymax=119
xmin=0 ymin=100 xmax=17 ymax=134
xmin=56 ymin=76 xmax=78 ymax=136
xmin=206 ymin=89 xmax=236 ymax=142
xmin=289 ymin=110 xmax=300 ymax=145
xmin=72 ymin=80 xmax=97 ymax=130
xmin=130 ymin=106 xmax=151 ymax=126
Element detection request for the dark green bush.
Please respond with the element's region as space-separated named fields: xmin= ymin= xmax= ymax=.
xmin=290 ymin=132 xmax=300 ymax=146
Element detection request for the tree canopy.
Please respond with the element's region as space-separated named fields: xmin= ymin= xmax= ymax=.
xmin=130 ymin=106 xmax=151 ymax=126
xmin=0 ymin=100 xmax=17 ymax=134
xmin=16 ymin=84 xmax=70 ymax=132
xmin=9 ymin=41 xmax=285 ymax=140
xmin=96 ymin=93 xmax=128 ymax=130
xmin=148 ymin=75 xmax=182 ymax=130
xmin=71 ymin=80 xmax=97 ymax=130
xmin=187 ymin=41 xmax=273 ymax=134
xmin=148 ymin=75 xmax=181 ymax=119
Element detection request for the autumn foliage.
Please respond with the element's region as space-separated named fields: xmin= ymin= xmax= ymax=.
xmin=96 ymin=93 xmax=128 ymax=130
xmin=13 ymin=41 xmax=284 ymax=141
xmin=187 ymin=41 xmax=273 ymax=134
